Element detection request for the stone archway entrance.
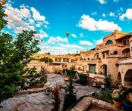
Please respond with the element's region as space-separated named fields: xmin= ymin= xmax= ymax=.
xmin=124 ymin=69 xmax=132 ymax=87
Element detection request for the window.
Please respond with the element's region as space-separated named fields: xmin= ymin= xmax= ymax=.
xmin=105 ymin=40 xmax=113 ymax=45
xmin=89 ymin=64 xmax=96 ymax=73
xmin=55 ymin=58 xmax=61 ymax=62
xmin=102 ymin=53 xmax=105 ymax=58
xmin=102 ymin=51 xmax=109 ymax=58
xmin=97 ymin=54 xmax=99 ymax=59
xmin=122 ymin=48 xmax=130 ymax=57
xmin=114 ymin=51 xmax=118 ymax=55
xmin=123 ymin=41 xmax=126 ymax=45
xmin=63 ymin=58 xmax=69 ymax=62
xmin=94 ymin=53 xmax=99 ymax=59
xmin=71 ymin=59 xmax=74 ymax=62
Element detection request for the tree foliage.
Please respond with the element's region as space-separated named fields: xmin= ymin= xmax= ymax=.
xmin=40 ymin=57 xmax=53 ymax=63
xmin=0 ymin=3 xmax=46 ymax=102
xmin=0 ymin=3 xmax=7 ymax=30
xmin=63 ymin=78 xmax=77 ymax=111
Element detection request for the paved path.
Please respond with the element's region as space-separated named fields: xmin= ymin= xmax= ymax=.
xmin=0 ymin=74 xmax=99 ymax=111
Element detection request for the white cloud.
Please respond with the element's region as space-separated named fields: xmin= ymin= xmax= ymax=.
xmin=95 ymin=39 xmax=103 ymax=44
xmin=62 ymin=44 xmax=83 ymax=49
xmin=40 ymin=43 xmax=84 ymax=55
xmin=29 ymin=19 xmax=35 ymax=25
xmin=119 ymin=8 xmax=132 ymax=20
xmin=47 ymin=36 xmax=68 ymax=44
xmin=71 ymin=34 xmax=77 ymax=38
xmin=20 ymin=6 xmax=31 ymax=18
xmin=31 ymin=7 xmax=46 ymax=21
xmin=36 ymin=23 xmax=41 ymax=27
xmin=120 ymin=7 xmax=124 ymax=11
xmin=4 ymin=2 xmax=48 ymax=41
xmin=5 ymin=4 xmax=29 ymax=31
xmin=40 ymin=45 xmax=66 ymax=55
xmin=35 ymin=30 xmax=48 ymax=39
xmin=78 ymin=14 xmax=121 ymax=32
xmin=91 ymin=12 xmax=97 ymax=16
xmin=98 ymin=0 xmax=106 ymax=4
xmin=102 ymin=13 xmax=106 ymax=17
xmin=110 ymin=12 xmax=115 ymax=17
xmin=80 ymin=40 xmax=93 ymax=46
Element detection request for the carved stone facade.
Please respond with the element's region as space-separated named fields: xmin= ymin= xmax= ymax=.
xmin=32 ymin=30 xmax=132 ymax=88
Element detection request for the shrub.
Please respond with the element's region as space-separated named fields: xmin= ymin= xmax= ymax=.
xmin=0 ymin=3 xmax=47 ymax=102
xmin=93 ymin=89 xmax=113 ymax=103
xmin=63 ymin=78 xmax=77 ymax=111
xmin=104 ymin=74 xmax=112 ymax=89
xmin=40 ymin=57 xmax=53 ymax=63
xmin=78 ymin=74 xmax=88 ymax=85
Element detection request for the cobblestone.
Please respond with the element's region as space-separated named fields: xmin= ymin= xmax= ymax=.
xmin=0 ymin=74 xmax=99 ymax=111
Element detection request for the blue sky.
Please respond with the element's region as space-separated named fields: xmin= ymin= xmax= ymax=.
xmin=2 ymin=0 xmax=132 ymax=54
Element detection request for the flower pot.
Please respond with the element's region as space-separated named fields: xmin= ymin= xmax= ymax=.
xmin=64 ymin=76 xmax=70 ymax=81
xmin=122 ymin=101 xmax=132 ymax=111
xmin=113 ymin=100 xmax=121 ymax=109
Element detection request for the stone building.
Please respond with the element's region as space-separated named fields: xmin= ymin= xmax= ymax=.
xmin=74 ymin=30 xmax=132 ymax=88
xmin=31 ymin=30 xmax=132 ymax=87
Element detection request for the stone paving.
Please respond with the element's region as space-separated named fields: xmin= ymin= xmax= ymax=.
xmin=0 ymin=74 xmax=99 ymax=111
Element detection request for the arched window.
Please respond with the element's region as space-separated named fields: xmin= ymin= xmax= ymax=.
xmin=105 ymin=40 xmax=113 ymax=45
xmin=122 ymin=48 xmax=130 ymax=57
xmin=94 ymin=53 xmax=99 ymax=59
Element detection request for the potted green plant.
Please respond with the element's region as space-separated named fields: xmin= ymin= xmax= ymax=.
xmin=121 ymin=88 xmax=132 ymax=111
xmin=112 ymin=94 xmax=122 ymax=109
xmin=112 ymin=87 xmax=125 ymax=109
xmin=63 ymin=78 xmax=77 ymax=111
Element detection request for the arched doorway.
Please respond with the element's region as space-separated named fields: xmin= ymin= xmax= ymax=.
xmin=101 ymin=64 xmax=107 ymax=75
xmin=124 ymin=69 xmax=132 ymax=87
xmin=117 ymin=72 xmax=121 ymax=84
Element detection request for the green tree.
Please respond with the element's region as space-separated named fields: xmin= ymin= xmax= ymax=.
xmin=63 ymin=78 xmax=77 ymax=111
xmin=0 ymin=3 xmax=7 ymax=30
xmin=40 ymin=57 xmax=53 ymax=63
xmin=104 ymin=74 xmax=112 ymax=89
xmin=0 ymin=3 xmax=46 ymax=102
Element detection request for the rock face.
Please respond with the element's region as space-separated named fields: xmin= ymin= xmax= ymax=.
xmin=0 ymin=74 xmax=98 ymax=111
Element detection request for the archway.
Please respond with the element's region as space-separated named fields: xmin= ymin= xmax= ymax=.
xmin=94 ymin=53 xmax=99 ymax=59
xmin=101 ymin=64 xmax=107 ymax=75
xmin=122 ymin=48 xmax=130 ymax=57
xmin=117 ymin=72 xmax=121 ymax=84
xmin=124 ymin=69 xmax=132 ymax=87
xmin=105 ymin=40 xmax=113 ymax=45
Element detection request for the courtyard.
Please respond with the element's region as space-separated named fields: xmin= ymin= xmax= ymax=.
xmin=0 ymin=74 xmax=99 ymax=111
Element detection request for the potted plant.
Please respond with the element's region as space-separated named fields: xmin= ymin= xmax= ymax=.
xmin=112 ymin=87 xmax=125 ymax=109
xmin=121 ymin=88 xmax=132 ymax=111
xmin=113 ymin=94 xmax=122 ymax=109
xmin=63 ymin=78 xmax=77 ymax=111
